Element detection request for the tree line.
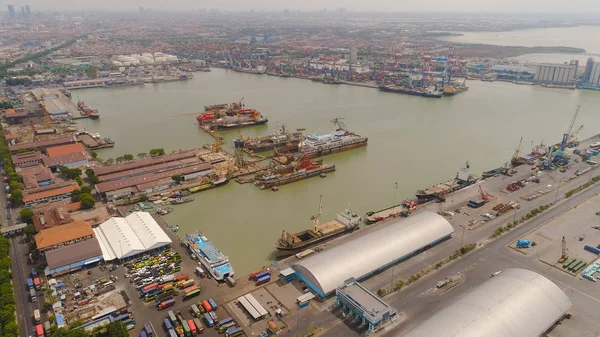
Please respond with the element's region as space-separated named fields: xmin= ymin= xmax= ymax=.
xmin=103 ymin=148 xmax=165 ymax=165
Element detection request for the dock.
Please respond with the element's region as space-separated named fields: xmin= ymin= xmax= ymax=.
xmin=77 ymin=133 xmax=114 ymax=149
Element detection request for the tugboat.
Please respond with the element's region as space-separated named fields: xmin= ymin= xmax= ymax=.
xmin=416 ymin=162 xmax=478 ymax=201
xmin=274 ymin=195 xmax=361 ymax=257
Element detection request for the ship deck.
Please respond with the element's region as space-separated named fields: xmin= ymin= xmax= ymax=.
xmin=422 ymin=181 xmax=458 ymax=194
xmin=187 ymin=235 xmax=227 ymax=264
xmin=315 ymin=220 xmax=344 ymax=234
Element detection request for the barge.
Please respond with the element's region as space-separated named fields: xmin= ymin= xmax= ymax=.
xmin=235 ymin=125 xmax=303 ymax=152
xmin=416 ymin=162 xmax=478 ymax=201
xmin=253 ymin=155 xmax=335 ymax=190
xmin=188 ymin=177 xmax=229 ymax=193
xmin=275 ymin=195 xmax=361 ymax=257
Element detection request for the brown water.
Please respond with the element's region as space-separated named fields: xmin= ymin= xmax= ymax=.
xmin=76 ymin=68 xmax=600 ymax=275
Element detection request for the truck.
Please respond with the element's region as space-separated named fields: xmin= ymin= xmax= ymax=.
xmin=202 ymin=300 xmax=212 ymax=312
xmin=183 ymin=285 xmax=199 ymax=295
xmin=255 ymin=274 xmax=271 ymax=286
xmin=27 ymin=278 xmax=34 ymax=289
xmin=33 ymin=277 xmax=41 ymax=290
xmin=203 ymin=312 xmax=214 ymax=327
xmin=192 ymin=318 xmax=204 ymax=334
xmin=209 ymin=311 xmax=218 ymax=324
xmin=33 ymin=309 xmax=41 ymax=323
xmin=167 ymin=329 xmax=177 ymax=337
xmin=195 ymin=266 xmax=205 ymax=278
xmin=168 ymin=310 xmax=177 ymax=325
xmin=516 ymin=239 xmax=531 ymax=248
xmin=160 ymin=274 xmax=175 ymax=284
xmin=31 ymin=268 xmax=38 ymax=278
xmin=143 ymin=322 xmax=154 ymax=336
xmin=187 ymin=319 xmax=197 ymax=335
xmin=191 ymin=304 xmax=201 ymax=317
xmin=158 ymin=299 xmax=175 ymax=310
xmin=225 ymin=327 xmax=243 ymax=337
xmin=30 ymin=288 xmax=37 ymax=302
xmin=208 ymin=298 xmax=218 ymax=311
xmin=180 ymin=279 xmax=195 ymax=289
xmin=252 ymin=270 xmax=270 ymax=280
xmin=225 ymin=275 xmax=237 ymax=287
xmin=143 ymin=282 xmax=159 ymax=292
xmin=35 ymin=324 xmax=44 ymax=337
xmin=163 ymin=318 xmax=173 ymax=330
xmin=217 ymin=317 xmax=233 ymax=327
xmin=175 ymin=274 xmax=189 ymax=282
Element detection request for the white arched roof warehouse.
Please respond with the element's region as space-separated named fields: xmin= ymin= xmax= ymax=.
xmin=402 ymin=268 xmax=572 ymax=337
xmin=292 ymin=211 xmax=454 ymax=296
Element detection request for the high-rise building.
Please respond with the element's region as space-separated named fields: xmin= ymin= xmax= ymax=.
xmin=349 ymin=47 xmax=358 ymax=65
xmin=7 ymin=5 xmax=14 ymax=17
xmin=20 ymin=6 xmax=25 ymax=16
xmin=25 ymin=4 xmax=30 ymax=17
xmin=584 ymin=59 xmax=600 ymax=86
xmin=139 ymin=7 xmax=145 ymax=13
xmin=533 ymin=60 xmax=578 ymax=84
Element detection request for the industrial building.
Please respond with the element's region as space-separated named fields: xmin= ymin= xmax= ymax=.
xmin=335 ymin=278 xmax=397 ymax=335
xmin=94 ymin=212 xmax=172 ymax=261
xmin=44 ymin=239 xmax=104 ymax=276
xmin=35 ymin=220 xmax=95 ymax=252
xmin=533 ymin=60 xmax=578 ymax=84
xmin=8 ymin=136 xmax=76 ymax=154
xmin=402 ymin=269 xmax=572 ymax=337
xmin=581 ymin=58 xmax=600 ymax=87
xmin=237 ymin=293 xmax=268 ymax=320
xmin=292 ymin=212 xmax=454 ymax=297
xmin=23 ymin=182 xmax=80 ymax=205
xmin=93 ymin=151 xmax=196 ymax=178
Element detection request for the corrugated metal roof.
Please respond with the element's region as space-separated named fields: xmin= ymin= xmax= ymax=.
xmin=45 ymin=238 xmax=103 ymax=270
xmin=292 ymin=211 xmax=454 ymax=296
xmin=402 ymin=269 xmax=572 ymax=337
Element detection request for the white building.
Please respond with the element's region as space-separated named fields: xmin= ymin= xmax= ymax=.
xmin=533 ymin=60 xmax=578 ymax=84
xmin=94 ymin=212 xmax=172 ymax=261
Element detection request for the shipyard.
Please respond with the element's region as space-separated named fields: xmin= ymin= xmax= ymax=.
xmin=3 ymin=7 xmax=600 ymax=337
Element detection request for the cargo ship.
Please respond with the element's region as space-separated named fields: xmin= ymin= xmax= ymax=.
xmin=233 ymin=66 xmax=266 ymax=75
xmin=102 ymin=79 xmax=144 ymax=88
xmin=443 ymin=84 xmax=469 ymax=96
xmin=416 ymin=162 xmax=478 ymax=201
xmin=184 ymin=232 xmax=234 ymax=281
xmin=275 ymin=195 xmax=361 ymax=257
xmin=364 ymin=199 xmax=419 ymax=224
xmin=481 ymin=166 xmax=505 ymax=179
xmin=197 ymin=111 xmax=268 ymax=130
xmin=235 ymin=125 xmax=303 ymax=152
xmin=253 ymin=155 xmax=335 ymax=190
xmin=379 ymin=84 xmax=443 ymax=98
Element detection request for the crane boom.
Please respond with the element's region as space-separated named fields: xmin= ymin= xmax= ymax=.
xmin=560 ymin=105 xmax=581 ymax=151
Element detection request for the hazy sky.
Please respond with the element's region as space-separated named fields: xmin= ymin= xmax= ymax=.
xmin=6 ymin=0 xmax=600 ymax=13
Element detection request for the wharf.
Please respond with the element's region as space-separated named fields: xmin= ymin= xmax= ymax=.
xmin=254 ymin=164 xmax=335 ymax=189
xmin=77 ymin=134 xmax=114 ymax=149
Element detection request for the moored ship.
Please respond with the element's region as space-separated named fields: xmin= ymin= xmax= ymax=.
xmin=197 ymin=100 xmax=268 ymax=130
xmin=379 ymin=84 xmax=443 ymax=98
xmin=416 ymin=162 xmax=478 ymax=201
xmin=253 ymin=155 xmax=335 ymax=190
xmin=275 ymin=195 xmax=361 ymax=257
xmin=236 ymin=125 xmax=303 ymax=152
xmin=184 ymin=232 xmax=234 ymax=281
xmin=76 ymin=101 xmax=100 ymax=119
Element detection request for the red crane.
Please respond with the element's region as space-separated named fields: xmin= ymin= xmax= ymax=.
xmin=479 ymin=186 xmax=489 ymax=202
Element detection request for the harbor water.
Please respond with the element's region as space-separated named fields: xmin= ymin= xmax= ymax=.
xmin=76 ymin=68 xmax=600 ymax=275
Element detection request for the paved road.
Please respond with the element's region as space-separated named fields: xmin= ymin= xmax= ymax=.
xmin=281 ymin=182 xmax=600 ymax=337
xmin=11 ymin=236 xmax=39 ymax=337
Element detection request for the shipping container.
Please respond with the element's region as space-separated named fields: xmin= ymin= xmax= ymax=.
xmin=175 ymin=274 xmax=189 ymax=281
xmin=255 ymin=275 xmax=271 ymax=286
xmin=168 ymin=311 xmax=177 ymax=325
xmin=217 ymin=317 xmax=233 ymax=327
xmin=181 ymin=279 xmax=195 ymax=289
xmin=208 ymin=298 xmax=217 ymax=311
xmin=192 ymin=318 xmax=204 ymax=334
xmin=203 ymin=312 xmax=214 ymax=327
xmin=164 ymin=318 xmax=173 ymax=330
xmin=225 ymin=276 xmax=236 ymax=287
xmin=27 ymin=278 xmax=34 ymax=289
xmin=584 ymin=245 xmax=600 ymax=255
xmin=159 ymin=299 xmax=176 ymax=310
xmin=143 ymin=282 xmax=159 ymax=292
xmin=188 ymin=319 xmax=197 ymax=335
xmin=253 ymin=270 xmax=270 ymax=280
xmin=35 ymin=324 xmax=44 ymax=337
xmin=183 ymin=285 xmax=199 ymax=294
xmin=202 ymin=300 xmax=212 ymax=312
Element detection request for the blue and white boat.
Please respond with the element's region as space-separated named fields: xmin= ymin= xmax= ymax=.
xmin=184 ymin=232 xmax=234 ymax=281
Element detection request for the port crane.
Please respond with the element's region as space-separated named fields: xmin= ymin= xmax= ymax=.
xmin=511 ymin=137 xmax=523 ymax=166
xmin=331 ymin=118 xmax=348 ymax=132
xmin=479 ymin=185 xmax=489 ymax=202
xmin=310 ymin=195 xmax=323 ymax=231
xmin=558 ymin=236 xmax=569 ymax=263
xmin=543 ymin=105 xmax=581 ymax=169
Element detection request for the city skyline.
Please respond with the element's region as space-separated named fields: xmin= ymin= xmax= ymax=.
xmin=3 ymin=0 xmax=600 ymax=13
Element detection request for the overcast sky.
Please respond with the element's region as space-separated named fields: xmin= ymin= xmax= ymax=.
xmin=6 ymin=0 xmax=600 ymax=13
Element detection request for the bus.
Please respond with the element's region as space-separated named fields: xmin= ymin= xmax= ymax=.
xmin=183 ymin=289 xmax=201 ymax=301
xmin=203 ymin=312 xmax=214 ymax=327
xmin=217 ymin=317 xmax=233 ymax=327
xmin=225 ymin=327 xmax=243 ymax=337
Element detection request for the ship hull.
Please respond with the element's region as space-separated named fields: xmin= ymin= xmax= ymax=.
xmin=416 ymin=179 xmax=478 ymax=200
xmin=255 ymin=165 xmax=335 ymax=189
xmin=199 ymin=119 xmax=268 ymax=130
xmin=379 ymin=86 xmax=443 ymax=98
xmin=275 ymin=226 xmax=357 ymax=257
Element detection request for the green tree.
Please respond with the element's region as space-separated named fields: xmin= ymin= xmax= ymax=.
xmin=171 ymin=174 xmax=182 ymax=183
xmin=80 ymin=193 xmax=95 ymax=209
xmin=71 ymin=189 xmax=82 ymax=202
xmin=137 ymin=152 xmax=147 ymax=160
xmin=105 ymin=321 xmax=129 ymax=337
xmin=16 ymin=148 xmax=27 ymax=154
xmin=9 ymin=189 xmax=23 ymax=206
xmin=59 ymin=166 xmax=82 ymax=180
xmin=89 ymin=150 xmax=98 ymax=160
xmin=3 ymin=320 xmax=18 ymax=336
xmin=104 ymin=158 xmax=114 ymax=165
xmin=115 ymin=156 xmax=124 ymax=164
xmin=138 ymin=194 xmax=149 ymax=202
xmin=8 ymin=180 xmax=23 ymax=191
xmin=19 ymin=208 xmax=34 ymax=224
xmin=75 ymin=176 xmax=83 ymax=186
xmin=123 ymin=154 xmax=134 ymax=162
xmin=80 ymin=186 xmax=92 ymax=194
xmin=149 ymin=148 xmax=165 ymax=157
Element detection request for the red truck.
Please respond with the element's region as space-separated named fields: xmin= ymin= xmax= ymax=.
xmin=158 ymin=299 xmax=175 ymax=310
xmin=33 ymin=277 xmax=41 ymax=290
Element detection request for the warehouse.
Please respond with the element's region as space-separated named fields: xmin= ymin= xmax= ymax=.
xmin=402 ymin=269 xmax=572 ymax=337
xmin=292 ymin=211 xmax=454 ymax=297
xmin=94 ymin=212 xmax=171 ymax=261
xmin=44 ymin=239 xmax=104 ymax=276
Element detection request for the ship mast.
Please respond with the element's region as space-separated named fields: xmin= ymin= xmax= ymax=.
xmin=313 ymin=195 xmax=323 ymax=231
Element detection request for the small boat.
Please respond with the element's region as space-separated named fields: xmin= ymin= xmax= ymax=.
xmin=171 ymin=198 xmax=194 ymax=204
xmin=169 ymin=225 xmax=180 ymax=232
